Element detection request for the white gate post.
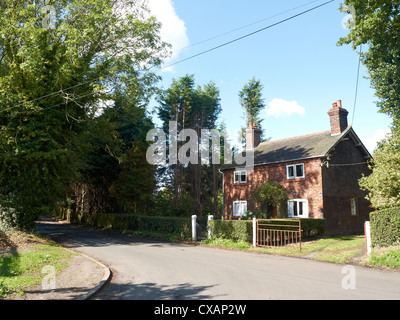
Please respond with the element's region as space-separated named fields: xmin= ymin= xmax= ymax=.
xmin=253 ymin=217 xmax=257 ymax=247
xmin=208 ymin=215 xmax=214 ymax=239
xmin=192 ymin=215 xmax=197 ymax=242
xmin=365 ymin=221 xmax=372 ymax=255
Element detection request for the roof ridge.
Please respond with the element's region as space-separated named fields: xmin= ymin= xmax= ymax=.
xmin=257 ymin=129 xmax=332 ymax=147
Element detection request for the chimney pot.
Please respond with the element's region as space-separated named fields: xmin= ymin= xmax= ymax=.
xmin=328 ymin=99 xmax=349 ymax=135
xmin=245 ymin=123 xmax=262 ymax=150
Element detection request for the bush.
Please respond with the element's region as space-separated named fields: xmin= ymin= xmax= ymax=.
xmin=370 ymin=207 xmax=400 ymax=248
xmin=208 ymin=218 xmax=325 ymax=244
xmin=64 ymin=213 xmax=195 ymax=241
xmin=296 ymin=218 xmax=325 ymax=237
xmin=208 ymin=220 xmax=253 ymax=243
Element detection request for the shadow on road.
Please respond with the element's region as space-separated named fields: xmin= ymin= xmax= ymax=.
xmin=35 ymin=216 xmax=185 ymax=249
xmin=92 ymin=280 xmax=224 ymax=300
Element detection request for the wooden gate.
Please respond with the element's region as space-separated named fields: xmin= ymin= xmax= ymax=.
xmin=256 ymin=219 xmax=302 ymax=251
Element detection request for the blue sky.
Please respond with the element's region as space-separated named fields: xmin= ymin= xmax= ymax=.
xmin=147 ymin=0 xmax=392 ymax=153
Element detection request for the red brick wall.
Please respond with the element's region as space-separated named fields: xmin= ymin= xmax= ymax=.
xmin=223 ymin=158 xmax=324 ymax=219
xmin=222 ymin=136 xmax=372 ymax=234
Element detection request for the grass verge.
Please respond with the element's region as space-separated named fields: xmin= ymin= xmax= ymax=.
xmin=202 ymin=236 xmax=368 ymax=264
xmin=367 ymin=246 xmax=400 ymax=269
xmin=0 ymin=229 xmax=75 ymax=298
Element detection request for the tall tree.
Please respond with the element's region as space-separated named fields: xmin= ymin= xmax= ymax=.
xmin=238 ymin=77 xmax=266 ymax=147
xmin=338 ymin=0 xmax=400 ymax=120
xmin=338 ymin=1 xmax=400 ymax=208
xmin=0 ymin=0 xmax=168 ymax=228
xmin=156 ymin=75 xmax=222 ymax=217
xmin=359 ymin=129 xmax=400 ymax=209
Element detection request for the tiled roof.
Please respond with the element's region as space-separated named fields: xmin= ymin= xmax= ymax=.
xmin=222 ymin=126 xmax=359 ymax=170
xmin=252 ymin=127 xmax=351 ymax=165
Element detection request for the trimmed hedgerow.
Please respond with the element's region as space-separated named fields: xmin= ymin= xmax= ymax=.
xmin=370 ymin=207 xmax=400 ymax=248
xmin=207 ymin=220 xmax=253 ymax=242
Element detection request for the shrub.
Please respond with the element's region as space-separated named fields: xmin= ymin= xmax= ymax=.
xmin=208 ymin=220 xmax=253 ymax=243
xmin=67 ymin=213 xmax=195 ymax=241
xmin=370 ymin=207 xmax=400 ymax=248
xmin=296 ymin=218 xmax=325 ymax=237
xmin=208 ymin=218 xmax=324 ymax=244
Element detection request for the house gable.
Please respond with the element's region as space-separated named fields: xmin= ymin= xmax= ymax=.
xmin=222 ymin=100 xmax=373 ymax=233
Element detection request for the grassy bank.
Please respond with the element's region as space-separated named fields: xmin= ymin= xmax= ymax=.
xmin=0 ymin=229 xmax=74 ymax=298
xmin=201 ymin=235 xmax=400 ymax=269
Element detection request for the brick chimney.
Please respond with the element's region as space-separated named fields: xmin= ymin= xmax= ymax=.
xmin=245 ymin=122 xmax=262 ymax=150
xmin=327 ymin=100 xmax=349 ymax=136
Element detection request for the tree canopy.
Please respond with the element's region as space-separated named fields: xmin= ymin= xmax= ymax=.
xmin=156 ymin=74 xmax=222 ymax=217
xmin=338 ymin=0 xmax=400 ymax=120
xmin=338 ymin=1 xmax=400 ymax=209
xmin=0 ymin=0 xmax=168 ymax=228
xmin=238 ymin=77 xmax=267 ymax=147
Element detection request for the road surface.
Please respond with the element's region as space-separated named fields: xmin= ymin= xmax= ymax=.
xmin=36 ymin=218 xmax=400 ymax=300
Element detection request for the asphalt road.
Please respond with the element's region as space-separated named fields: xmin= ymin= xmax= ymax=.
xmin=36 ymin=218 xmax=400 ymax=300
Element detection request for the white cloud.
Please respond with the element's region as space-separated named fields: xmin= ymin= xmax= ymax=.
xmin=266 ymin=98 xmax=306 ymax=118
xmin=362 ymin=128 xmax=391 ymax=154
xmin=147 ymin=0 xmax=189 ymax=68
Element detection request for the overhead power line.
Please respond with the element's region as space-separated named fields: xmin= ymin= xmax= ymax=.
xmin=351 ymin=44 xmax=363 ymax=127
xmin=160 ymin=0 xmax=335 ymax=70
xmin=173 ymin=0 xmax=324 ymax=54
xmin=1 ymin=0 xmax=335 ymax=114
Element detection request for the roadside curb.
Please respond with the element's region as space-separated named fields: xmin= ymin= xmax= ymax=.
xmin=63 ymin=248 xmax=112 ymax=300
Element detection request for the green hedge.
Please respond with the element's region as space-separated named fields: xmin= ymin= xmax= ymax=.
xmin=55 ymin=211 xmax=324 ymax=244
xmin=208 ymin=220 xmax=253 ymax=242
xmin=208 ymin=218 xmax=325 ymax=244
xmin=61 ymin=213 xmax=195 ymax=241
xmin=296 ymin=218 xmax=325 ymax=237
xmin=370 ymin=207 xmax=400 ymax=248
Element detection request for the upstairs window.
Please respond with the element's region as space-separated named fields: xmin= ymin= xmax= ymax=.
xmin=234 ymin=170 xmax=247 ymax=184
xmin=287 ymin=164 xmax=305 ymax=179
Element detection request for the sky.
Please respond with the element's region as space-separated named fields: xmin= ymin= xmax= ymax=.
xmin=146 ymin=0 xmax=393 ymax=154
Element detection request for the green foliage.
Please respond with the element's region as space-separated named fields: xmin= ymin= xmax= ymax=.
xmin=238 ymin=76 xmax=268 ymax=146
xmin=368 ymin=246 xmax=400 ymax=269
xmin=297 ymin=218 xmax=325 ymax=237
xmin=239 ymin=76 xmax=265 ymax=126
xmin=370 ymin=207 xmax=400 ymax=248
xmin=209 ymin=218 xmax=325 ymax=242
xmin=252 ymin=181 xmax=288 ymax=218
xmin=109 ymin=143 xmax=155 ymax=214
xmin=0 ymin=0 xmax=167 ymax=229
xmin=207 ymin=220 xmax=253 ymax=243
xmin=359 ymin=129 xmax=400 ymax=209
xmin=74 ymin=213 xmax=196 ymax=241
xmin=0 ymin=243 xmax=74 ymax=298
xmin=338 ymin=1 xmax=400 ymax=120
xmin=156 ymin=74 xmax=222 ymax=217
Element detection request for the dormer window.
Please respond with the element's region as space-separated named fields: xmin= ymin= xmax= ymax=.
xmin=287 ymin=164 xmax=304 ymax=179
xmin=234 ymin=170 xmax=247 ymax=184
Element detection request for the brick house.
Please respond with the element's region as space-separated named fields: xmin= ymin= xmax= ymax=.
xmin=221 ymin=100 xmax=372 ymax=234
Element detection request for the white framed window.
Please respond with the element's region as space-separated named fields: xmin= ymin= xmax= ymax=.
xmin=287 ymin=199 xmax=309 ymax=218
xmin=350 ymin=198 xmax=357 ymax=216
xmin=234 ymin=170 xmax=247 ymax=184
xmin=286 ymin=163 xmax=305 ymax=179
xmin=233 ymin=201 xmax=247 ymax=217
